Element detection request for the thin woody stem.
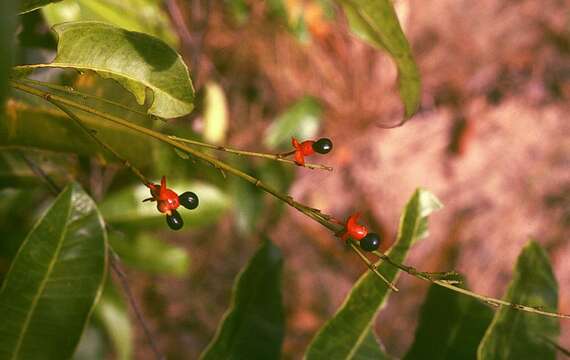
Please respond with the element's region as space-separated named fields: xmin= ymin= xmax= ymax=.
xmin=11 ymin=79 xmax=570 ymax=320
xmin=169 ymin=135 xmax=333 ymax=171
xmin=46 ymin=96 xmax=151 ymax=186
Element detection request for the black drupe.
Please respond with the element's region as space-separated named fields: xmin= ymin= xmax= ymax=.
xmin=166 ymin=210 xmax=184 ymax=230
xmin=312 ymin=138 xmax=333 ymax=154
xmin=179 ymin=191 xmax=199 ymax=210
xmin=360 ymin=233 xmax=381 ymax=252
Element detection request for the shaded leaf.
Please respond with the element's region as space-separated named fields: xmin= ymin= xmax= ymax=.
xmin=110 ymin=231 xmax=189 ymax=277
xmin=477 ymin=241 xmax=559 ymax=360
xmin=404 ymin=278 xmax=493 ymax=360
xmin=17 ymin=21 xmax=194 ymax=118
xmin=94 ymin=280 xmax=133 ymax=360
xmin=305 ymin=189 xmax=442 ymax=359
xmin=339 ymin=0 xmax=421 ymax=119
xmin=99 ymin=181 xmax=230 ymax=229
xmin=203 ymin=81 xmax=229 ymax=145
xmin=0 ymin=0 xmax=17 ymax=110
xmin=0 ymin=101 xmax=155 ymax=168
xmin=200 ymin=239 xmax=284 ymax=360
xmin=42 ymin=0 xmax=178 ymax=46
xmin=0 ymin=183 xmax=107 ymax=360
xmin=264 ymin=96 xmax=322 ymax=150
xmin=19 ymin=0 xmax=62 ymax=14
xmin=230 ymin=161 xmax=264 ymax=236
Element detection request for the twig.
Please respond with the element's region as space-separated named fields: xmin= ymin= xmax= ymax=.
xmin=11 ymin=79 xmax=570 ymax=320
xmin=169 ymin=135 xmax=333 ymax=171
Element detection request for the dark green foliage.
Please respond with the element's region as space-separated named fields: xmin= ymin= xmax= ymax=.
xmin=200 ymin=239 xmax=284 ymax=360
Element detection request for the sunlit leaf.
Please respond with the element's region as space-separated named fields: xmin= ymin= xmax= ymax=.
xmin=264 ymin=96 xmax=322 ymax=150
xmin=351 ymin=329 xmax=393 ymax=359
xmin=42 ymin=0 xmax=178 ymax=46
xmin=477 ymin=241 xmax=559 ymax=360
xmin=94 ymin=280 xmax=133 ymax=360
xmin=99 ymin=181 xmax=230 ymax=229
xmin=110 ymin=231 xmax=189 ymax=277
xmin=200 ymin=239 xmax=284 ymax=359
xmin=203 ymin=81 xmax=229 ymax=145
xmin=0 ymin=183 xmax=107 ymax=360
xmin=305 ymin=189 xmax=442 ymax=359
xmin=19 ymin=0 xmax=62 ymax=14
xmin=73 ymin=325 xmax=107 ymax=360
xmin=404 ymin=278 xmax=493 ymax=360
xmin=339 ymin=0 xmax=421 ymax=120
xmin=16 ymin=21 xmax=194 ymax=118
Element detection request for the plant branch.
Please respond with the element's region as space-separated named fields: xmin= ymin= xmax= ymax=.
xmin=169 ymin=135 xmax=333 ymax=171
xmin=11 ymin=79 xmax=570 ymax=320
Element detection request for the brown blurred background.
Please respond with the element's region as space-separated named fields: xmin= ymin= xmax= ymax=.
xmin=123 ymin=0 xmax=570 ymax=358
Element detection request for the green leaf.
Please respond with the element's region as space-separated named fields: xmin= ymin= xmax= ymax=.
xmin=477 ymin=241 xmax=559 ymax=360
xmin=404 ymin=278 xmax=493 ymax=360
xmin=42 ymin=0 xmax=178 ymax=46
xmin=110 ymin=231 xmax=189 ymax=277
xmin=72 ymin=325 xmax=107 ymax=360
xmin=94 ymin=280 xmax=133 ymax=360
xmin=339 ymin=0 xmax=421 ymax=119
xmin=229 ymin=161 xmax=264 ymax=236
xmin=200 ymin=239 xmax=284 ymax=359
xmin=351 ymin=329 xmax=393 ymax=360
xmin=305 ymin=189 xmax=442 ymax=359
xmin=0 ymin=183 xmax=108 ymax=360
xmin=99 ymin=181 xmax=230 ymax=229
xmin=19 ymin=0 xmax=62 ymax=14
xmin=0 ymin=0 xmax=17 ymax=110
xmin=0 ymin=101 xmax=155 ymax=168
xmin=264 ymin=96 xmax=322 ymax=150
xmin=17 ymin=21 xmax=194 ymax=118
xmin=203 ymin=81 xmax=229 ymax=145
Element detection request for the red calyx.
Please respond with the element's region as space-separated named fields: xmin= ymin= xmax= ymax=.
xmin=292 ymin=137 xmax=315 ymax=166
xmin=340 ymin=213 xmax=369 ymax=241
xmin=146 ymin=176 xmax=180 ymax=215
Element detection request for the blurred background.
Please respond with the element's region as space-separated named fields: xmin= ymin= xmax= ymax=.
xmin=2 ymin=0 xmax=569 ymax=358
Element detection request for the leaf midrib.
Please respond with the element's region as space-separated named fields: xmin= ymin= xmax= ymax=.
xmin=10 ymin=201 xmax=71 ymax=360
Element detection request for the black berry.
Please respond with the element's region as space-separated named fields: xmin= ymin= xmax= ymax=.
xmin=179 ymin=191 xmax=199 ymax=210
xmin=360 ymin=233 xmax=381 ymax=252
xmin=312 ymin=138 xmax=333 ymax=154
xmin=166 ymin=210 xmax=184 ymax=230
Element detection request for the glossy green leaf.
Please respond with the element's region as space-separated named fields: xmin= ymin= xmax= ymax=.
xmin=0 ymin=101 xmax=155 ymax=168
xmin=203 ymin=82 xmax=229 ymax=145
xmin=99 ymin=181 xmax=230 ymax=229
xmin=200 ymin=239 xmax=284 ymax=359
xmin=404 ymin=278 xmax=493 ymax=360
xmin=110 ymin=231 xmax=189 ymax=277
xmin=42 ymin=0 xmax=178 ymax=46
xmin=94 ymin=280 xmax=133 ymax=360
xmin=0 ymin=0 xmax=17 ymax=110
xmin=19 ymin=0 xmax=61 ymax=14
xmin=17 ymin=21 xmax=194 ymax=118
xmin=477 ymin=241 xmax=559 ymax=360
xmin=264 ymin=96 xmax=322 ymax=150
xmin=0 ymin=183 xmax=108 ymax=360
xmin=305 ymin=189 xmax=442 ymax=359
xmin=339 ymin=0 xmax=421 ymax=119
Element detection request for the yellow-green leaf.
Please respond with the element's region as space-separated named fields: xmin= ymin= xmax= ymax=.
xmin=339 ymin=0 xmax=421 ymax=120
xmin=16 ymin=21 xmax=194 ymax=118
xmin=305 ymin=189 xmax=442 ymax=359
